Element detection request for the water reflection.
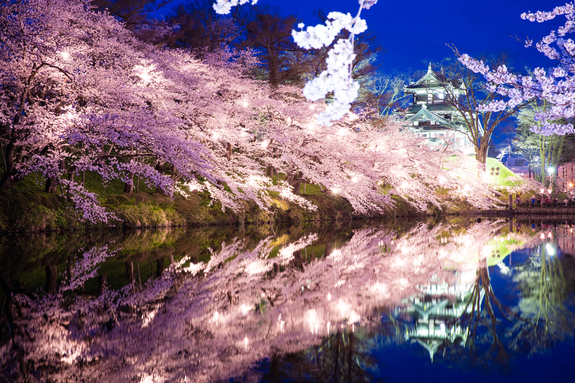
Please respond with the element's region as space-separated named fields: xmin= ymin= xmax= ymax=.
xmin=0 ymin=219 xmax=573 ymax=382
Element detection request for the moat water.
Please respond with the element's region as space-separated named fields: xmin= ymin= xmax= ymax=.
xmin=0 ymin=217 xmax=573 ymax=382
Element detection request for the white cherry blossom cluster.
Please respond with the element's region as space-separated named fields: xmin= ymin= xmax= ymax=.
xmin=301 ymin=39 xmax=361 ymax=125
xmin=213 ymin=0 xmax=257 ymax=15
xmin=292 ymin=10 xmax=367 ymax=125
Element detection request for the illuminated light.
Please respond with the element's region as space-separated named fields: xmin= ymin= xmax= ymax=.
xmin=570 ymin=183 xmax=573 ymax=188
xmin=370 ymin=282 xmax=387 ymax=296
xmin=327 ymin=293 xmax=332 ymax=301
xmin=331 ymin=187 xmax=339 ymax=194
xmin=239 ymin=304 xmax=251 ymax=315
xmin=351 ymin=176 xmax=358 ymax=183
xmin=306 ymin=310 xmax=318 ymax=334
xmin=244 ymin=337 xmax=249 ymax=349
xmin=548 ymin=232 xmax=553 ymax=239
xmin=337 ymin=300 xmax=351 ymax=317
xmin=540 ymin=188 xmax=545 ymax=194
xmin=327 ymin=321 xmax=331 ymax=334
xmin=60 ymin=51 xmax=70 ymax=60
xmin=334 ymin=279 xmax=345 ymax=288
xmin=463 ymin=184 xmax=471 ymax=192
xmin=548 ymin=188 xmax=553 ymax=194
xmin=242 ymin=100 xmax=249 ymax=108
xmin=261 ymin=140 xmax=269 ymax=148
xmin=348 ymin=310 xmax=360 ymax=324
xmin=142 ymin=307 xmax=158 ymax=328
xmin=134 ymin=65 xmax=153 ymax=82
xmin=546 ymin=243 xmax=555 ymax=256
xmin=540 ymin=232 xmax=545 ymax=240
xmin=330 ymin=249 xmax=342 ymax=259
xmin=438 ymin=176 xmax=446 ymax=185
xmin=212 ymin=132 xmax=220 ymax=140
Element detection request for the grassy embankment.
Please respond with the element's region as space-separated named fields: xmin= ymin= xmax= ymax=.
xmin=0 ymin=170 xmax=416 ymax=232
xmin=0 ymin=158 xmax=531 ymax=232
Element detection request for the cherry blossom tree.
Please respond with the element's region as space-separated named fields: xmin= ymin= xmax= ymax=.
xmin=0 ymin=0 xmax=502 ymax=227
xmin=0 ymin=0 xmax=218 ymax=221
xmin=458 ymin=2 xmax=575 ymax=137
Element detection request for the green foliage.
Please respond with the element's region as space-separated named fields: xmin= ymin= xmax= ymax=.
xmin=486 ymin=158 xmax=523 ymax=187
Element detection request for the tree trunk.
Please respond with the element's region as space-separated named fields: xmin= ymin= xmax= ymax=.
xmin=0 ymin=140 xmax=15 ymax=189
xmin=45 ymin=176 xmax=58 ymax=193
xmin=45 ymin=265 xmax=58 ymax=294
xmin=156 ymin=258 xmax=165 ymax=278
xmin=270 ymin=353 xmax=280 ymax=383
xmin=67 ymin=256 xmax=74 ymax=285
xmin=325 ymin=243 xmax=332 ymax=258
xmin=476 ymin=142 xmax=488 ymax=171
xmin=268 ymin=49 xmax=279 ymax=88
xmin=97 ymin=273 xmax=107 ymax=296
xmin=347 ymin=331 xmax=353 ymax=383
xmin=287 ymin=172 xmax=303 ymax=195
xmin=125 ymin=262 xmax=134 ymax=284
xmin=124 ymin=176 xmax=134 ymax=194
xmin=334 ymin=331 xmax=341 ymax=382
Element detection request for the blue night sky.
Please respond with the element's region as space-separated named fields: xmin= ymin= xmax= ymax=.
xmin=259 ymin=0 xmax=565 ymax=74
xmin=156 ymin=1 xmax=567 ymax=74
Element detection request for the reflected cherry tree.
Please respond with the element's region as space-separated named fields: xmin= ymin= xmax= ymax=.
xmin=0 ymin=220 xmax=546 ymax=381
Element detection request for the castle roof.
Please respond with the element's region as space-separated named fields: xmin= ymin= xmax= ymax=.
xmin=405 ymin=63 xmax=444 ymax=91
xmin=405 ymin=104 xmax=452 ymax=126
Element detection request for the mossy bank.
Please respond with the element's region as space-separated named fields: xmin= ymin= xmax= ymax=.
xmin=0 ymin=188 xmax=428 ymax=233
